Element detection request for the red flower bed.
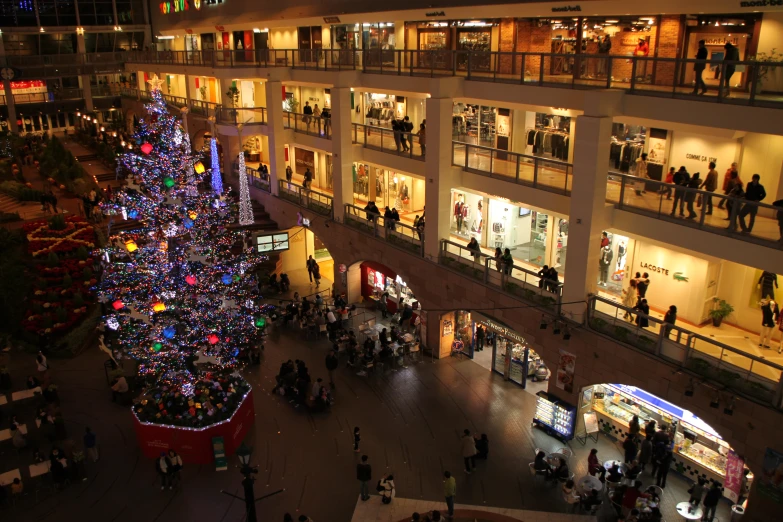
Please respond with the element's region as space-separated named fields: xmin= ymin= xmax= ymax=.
xmin=25 ymin=216 xmax=95 ymax=257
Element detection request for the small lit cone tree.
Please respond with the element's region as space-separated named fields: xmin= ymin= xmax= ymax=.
xmin=98 ymin=75 xmax=270 ymax=428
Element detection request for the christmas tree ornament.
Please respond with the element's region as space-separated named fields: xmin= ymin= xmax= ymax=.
xmin=141 ymin=143 xmax=153 ymax=155
xmin=194 ymin=161 xmax=205 ymax=174
xmin=185 ymin=275 xmax=197 ymax=285
xmin=238 ymin=152 xmax=254 ymax=226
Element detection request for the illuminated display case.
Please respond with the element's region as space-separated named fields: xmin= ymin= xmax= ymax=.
xmin=534 ymin=391 xmax=576 ymax=441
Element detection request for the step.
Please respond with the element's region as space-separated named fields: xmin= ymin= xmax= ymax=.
xmin=76 ymin=154 xmax=99 ymax=162
xmin=95 ymin=173 xmax=116 ymax=182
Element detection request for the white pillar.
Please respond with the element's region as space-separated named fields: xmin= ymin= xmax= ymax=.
xmin=562 ymin=115 xmax=612 ymax=321
xmin=264 ymin=80 xmax=286 ymax=196
xmin=76 ymin=33 xmax=94 ymax=112
xmin=423 ymin=96 xmax=457 ymax=261
xmin=330 ymin=86 xmax=354 ymax=216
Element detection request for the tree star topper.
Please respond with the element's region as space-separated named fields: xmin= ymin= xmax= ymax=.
xmin=147 ymin=74 xmax=165 ymax=92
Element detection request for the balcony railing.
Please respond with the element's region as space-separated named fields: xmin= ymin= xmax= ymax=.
xmin=189 ymin=99 xmax=221 ymax=118
xmin=277 ymin=180 xmax=333 ymax=216
xmin=119 ymin=88 xmax=221 ymax=118
xmin=439 ymin=239 xmax=562 ymax=312
xmin=283 ymin=112 xmax=331 ymax=139
xmin=452 ymin=142 xmax=572 ymax=195
xmin=218 ymin=107 xmax=267 ymax=126
xmin=352 ymin=123 xmax=423 ymax=161
xmin=123 ymin=50 xmax=783 ymax=108
xmin=344 ymin=203 xmax=424 ymax=256
xmin=589 ymin=295 xmax=783 ymax=409
xmin=607 ymin=173 xmax=783 ymax=249
xmin=12 ymin=88 xmax=84 ymax=104
xmin=234 ymin=163 xmax=271 ymax=193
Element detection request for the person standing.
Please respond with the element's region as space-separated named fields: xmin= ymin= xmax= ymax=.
xmin=443 ymin=471 xmax=456 ymax=519
xmin=325 ymin=350 xmax=338 ymax=388
xmin=670 ymin=167 xmax=690 ymax=217
xmin=466 ymin=238 xmax=482 ymax=264
xmin=633 ymin=153 xmax=649 ymax=196
xmin=302 ymin=101 xmax=313 ymax=128
xmin=312 ymin=263 xmax=322 ymax=288
xmin=357 ymin=454 xmax=372 ymax=501
xmin=700 ymin=162 xmax=718 ymax=215
xmin=738 ymin=174 xmax=766 ymax=233
xmin=718 ymin=162 xmax=740 ymax=209
xmin=702 ymin=482 xmax=722 ymax=522
xmin=692 ymin=40 xmax=708 ymax=95
xmin=306 ymin=255 xmax=318 ymax=283
xmin=622 ymin=280 xmax=638 ymax=321
xmin=623 ymin=435 xmax=638 ymax=464
xmin=663 ymin=306 xmax=678 ymax=339
xmin=303 ymin=168 xmax=313 ymax=190
xmin=639 ymin=434 xmax=653 ymax=473
xmin=392 ymin=119 xmax=402 ymax=152
xmin=597 ymin=35 xmax=611 ymax=76
xmin=493 ymin=247 xmax=503 ymax=272
xmin=475 ymin=325 xmax=485 ymax=352
xmin=167 ymin=449 xmax=183 ymax=488
xmin=379 ymin=474 xmax=395 ymax=504
xmin=285 ymin=165 xmax=293 ymax=187
xmin=722 ymin=42 xmax=740 ymax=98
xmin=416 ymin=123 xmax=426 ymax=157
xmin=634 ymin=299 xmax=650 ymax=329
xmin=635 ymin=38 xmax=650 ymax=80
xmin=684 ymin=172 xmax=701 ymax=219
xmin=461 ymin=429 xmax=477 ymax=474
xmin=84 ymin=427 xmax=99 ymax=462
xmin=401 ymin=116 xmax=413 ymax=152
xmin=36 ymin=351 xmax=49 ymax=386
xmin=156 ymin=451 xmax=171 ymax=490
xmin=655 ymin=450 xmax=673 ymax=488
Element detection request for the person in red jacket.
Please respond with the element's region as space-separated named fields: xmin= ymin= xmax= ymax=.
xmin=622 ymin=480 xmax=649 ymax=518
xmin=635 ymin=38 xmax=650 ymax=81
xmin=587 ymin=448 xmax=606 ymax=481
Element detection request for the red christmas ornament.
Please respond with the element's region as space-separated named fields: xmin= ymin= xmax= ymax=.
xmin=112 ymin=300 xmax=124 ymax=310
xmin=208 ymin=334 xmax=219 ymax=345
xmin=141 ymin=142 xmax=153 ymax=155
xmin=185 ymin=275 xmax=197 ymax=286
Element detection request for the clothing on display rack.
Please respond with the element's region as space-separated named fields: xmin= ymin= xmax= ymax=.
xmin=525 ymin=128 xmax=570 ymax=160
xmin=609 ymin=140 xmax=645 ymax=173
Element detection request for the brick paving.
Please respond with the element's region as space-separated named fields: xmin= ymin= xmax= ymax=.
xmin=0 ymin=317 xmax=734 ymax=521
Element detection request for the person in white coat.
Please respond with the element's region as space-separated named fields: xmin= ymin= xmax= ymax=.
xmin=461 ymin=429 xmax=477 ymax=473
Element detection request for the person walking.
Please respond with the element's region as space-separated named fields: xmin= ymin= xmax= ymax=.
xmin=84 ymin=427 xmax=99 ymax=462
xmin=443 ymin=471 xmax=456 ymax=519
xmin=302 ymin=101 xmax=313 ymax=128
xmin=312 ymin=263 xmax=322 ymax=288
xmin=353 ymin=426 xmax=361 ymax=453
xmin=725 ymin=171 xmax=744 ymax=227
xmin=325 ymin=350 xmax=338 ymax=388
xmin=700 ymin=162 xmax=718 ymax=215
xmin=634 ymin=299 xmax=650 ymax=329
xmin=692 ymin=40 xmax=708 ymax=95
xmin=670 ymin=167 xmax=690 ymax=217
xmin=167 ymin=449 xmax=183 ymax=488
xmin=36 ymin=351 xmax=49 ymax=386
xmin=461 ymin=429 xmax=477 ymax=473
xmin=689 ymin=478 xmax=707 ymax=506
xmin=392 ymin=118 xmax=402 ymax=152
xmin=493 ymin=247 xmax=503 ymax=272
xmin=722 ymin=41 xmax=740 ymax=98
xmin=303 ymin=168 xmax=313 ymax=190
xmin=663 ymin=305 xmax=677 ymax=339
xmin=702 ymin=482 xmax=722 ymax=521
xmin=718 ymin=162 xmax=740 ymax=209
xmin=306 ymin=255 xmax=318 ymax=284
xmin=684 ymin=172 xmax=701 ymax=219
xmin=622 ymin=279 xmax=638 ymax=321
xmin=475 ymin=325 xmax=485 ymax=352
xmin=357 ymin=454 xmax=372 ymax=501
xmin=156 ymin=451 xmax=171 ymax=490
xmin=597 ymin=35 xmax=611 ymax=76
xmin=401 ymin=116 xmax=413 ymax=152
xmin=738 ymin=174 xmax=766 ymax=233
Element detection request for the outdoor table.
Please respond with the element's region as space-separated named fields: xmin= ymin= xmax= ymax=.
xmin=11 ymin=387 xmax=41 ymax=401
xmin=676 ymin=501 xmax=703 ymax=520
xmin=604 ymin=459 xmax=626 ymax=471
xmin=0 ymin=469 xmax=21 ymax=486
xmin=576 ymin=474 xmax=603 ymax=494
xmin=29 ymin=461 xmax=51 ymax=478
xmin=0 ymin=424 xmax=27 ymax=441
xmin=547 ymin=452 xmax=568 ymax=467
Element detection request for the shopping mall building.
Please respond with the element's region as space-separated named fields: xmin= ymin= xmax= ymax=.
xmin=4 ymin=0 xmax=783 ymax=518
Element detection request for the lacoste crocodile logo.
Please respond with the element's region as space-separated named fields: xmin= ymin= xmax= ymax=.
xmin=673 ymin=272 xmax=689 ymax=282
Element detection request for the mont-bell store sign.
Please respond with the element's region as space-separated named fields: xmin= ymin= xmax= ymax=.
xmin=160 ymin=0 xmax=223 ymax=14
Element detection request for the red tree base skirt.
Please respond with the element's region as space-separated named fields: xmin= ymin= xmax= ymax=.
xmin=132 ymin=389 xmax=255 ymax=464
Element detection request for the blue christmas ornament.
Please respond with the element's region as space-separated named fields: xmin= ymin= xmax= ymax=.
xmin=163 ymin=326 xmax=176 ymax=339
xmin=128 ymin=210 xmax=139 ymax=219
xmin=183 ymin=218 xmax=194 ymax=229
xmin=221 ymin=273 xmax=233 ymax=285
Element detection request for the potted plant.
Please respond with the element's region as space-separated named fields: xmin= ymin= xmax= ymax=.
xmin=709 ymin=298 xmax=734 ymax=327
xmin=199 ymin=85 xmax=208 ymax=101
xmin=225 ymin=86 xmax=240 ymax=121
xmin=749 ymin=48 xmax=781 ymax=94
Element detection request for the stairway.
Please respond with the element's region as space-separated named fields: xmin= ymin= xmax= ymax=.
xmin=76 ymin=154 xmax=99 ymax=162
xmin=95 ymin=172 xmax=117 ymax=182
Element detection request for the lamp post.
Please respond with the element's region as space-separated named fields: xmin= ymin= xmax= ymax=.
xmin=221 ymin=443 xmax=284 ymax=522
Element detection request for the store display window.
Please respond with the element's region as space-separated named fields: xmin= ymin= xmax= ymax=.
xmin=582 ymin=384 xmax=751 ymax=499
xmin=456 ymin=21 xmax=495 ymax=70
xmin=489 ymin=200 xmax=547 ymax=268
xmin=597 ymin=231 xmax=632 ymax=297
xmin=452 ymin=103 xmax=496 ymax=148
xmin=353 ymin=165 xmax=424 ymax=221
xmin=474 ymin=314 xmax=548 ymax=388
xmin=450 ymin=190 xmax=484 ymax=240
xmin=523 ymin=113 xmax=571 ymax=161
xmin=455 ymin=311 xmax=474 ymax=358
xmin=362 ymin=23 xmax=396 ymax=67
xmin=360 ymin=261 xmax=418 ymax=315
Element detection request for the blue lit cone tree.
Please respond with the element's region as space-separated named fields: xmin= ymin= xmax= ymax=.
xmin=98 ymin=76 xmax=268 ymax=428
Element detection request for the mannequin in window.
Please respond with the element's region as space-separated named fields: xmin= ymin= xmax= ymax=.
xmin=616 ymin=241 xmax=627 ymax=272
xmin=598 ymin=245 xmax=613 ymax=286
xmin=759 ymin=271 xmax=778 ymax=301
xmin=759 ymin=298 xmax=779 ymax=349
xmin=399 ymin=181 xmax=409 ymax=203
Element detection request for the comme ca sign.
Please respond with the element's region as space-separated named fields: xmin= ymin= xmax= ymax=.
xmin=740 ymin=0 xmax=783 ymax=7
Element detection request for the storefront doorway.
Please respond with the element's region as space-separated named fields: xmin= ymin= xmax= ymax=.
xmin=578 ymin=383 xmax=752 ymax=504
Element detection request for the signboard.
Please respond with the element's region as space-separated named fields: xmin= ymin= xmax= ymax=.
xmin=294 ymin=147 xmax=315 ymax=175
xmin=476 ymin=315 xmax=525 ymax=345
xmin=212 ymin=436 xmax=227 ymax=471
xmin=758 ymin=447 xmax=783 ymax=503
xmin=556 ymin=349 xmax=576 ymax=393
xmin=256 ymin=232 xmax=289 ymax=253
xmin=10 ymin=80 xmax=46 ymax=94
xmin=584 ymin=412 xmax=599 ymax=434
xmin=724 ymin=450 xmax=744 ymax=503
xmin=442 ymin=319 xmax=453 ymax=336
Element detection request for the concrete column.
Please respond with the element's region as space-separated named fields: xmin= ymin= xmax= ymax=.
xmin=221 ymin=133 xmax=240 ymax=184
xmin=76 ymin=34 xmax=94 ymax=112
xmin=263 ymin=80 xmax=286 ymax=196
xmin=423 ymin=96 xmax=458 ymax=261
xmin=330 ymin=87 xmax=354 ymax=216
xmin=2 ymin=79 xmax=18 ymax=133
xmin=184 ymin=74 xmax=193 ymax=103
xmin=562 ymin=115 xmax=612 ymax=321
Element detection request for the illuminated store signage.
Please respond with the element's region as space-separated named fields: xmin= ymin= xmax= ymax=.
xmin=160 ymin=0 xmax=222 ymax=14
xmin=551 ymin=5 xmax=581 ymax=12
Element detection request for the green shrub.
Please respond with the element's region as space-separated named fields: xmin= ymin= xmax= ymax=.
xmin=73 ymin=292 xmax=84 ymax=306
xmin=62 ymin=273 xmax=73 ymax=288
xmin=47 ymin=291 xmax=58 ymax=302
xmin=76 ymin=246 xmax=88 ymax=260
xmin=83 ymin=266 xmax=93 ymax=279
xmin=56 ymin=307 xmax=67 ymax=322
xmin=47 ymin=251 xmax=60 ymax=267
xmin=49 ymin=213 xmax=66 ymax=230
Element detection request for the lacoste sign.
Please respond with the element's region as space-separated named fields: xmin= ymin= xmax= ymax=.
xmin=740 ymin=0 xmax=783 ymax=6
xmin=552 ymin=5 xmax=581 ymax=12
xmin=426 ymin=11 xmax=446 ymax=17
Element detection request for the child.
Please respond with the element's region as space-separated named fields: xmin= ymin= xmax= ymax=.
xmin=353 ymin=426 xmax=361 ymax=453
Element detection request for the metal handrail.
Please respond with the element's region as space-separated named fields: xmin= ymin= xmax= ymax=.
xmin=438 ymin=239 xmax=562 ymax=312
xmin=588 ymin=294 xmax=783 ymax=409
xmin=234 ymin=163 xmax=271 ymax=193
xmin=283 ymin=111 xmax=331 ymax=139
xmin=607 ymin=172 xmax=783 ymax=247
xmin=218 ymin=107 xmax=266 ymax=125
xmin=351 ymin=123 xmax=424 ymax=161
xmin=277 ymin=180 xmax=333 ymax=216
xmin=344 ymin=203 xmax=424 ymax=256
xmin=453 ymin=141 xmax=572 ymax=194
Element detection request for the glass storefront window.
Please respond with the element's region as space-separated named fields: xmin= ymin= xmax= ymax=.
xmin=598 ymin=231 xmax=632 ymax=297
xmin=353 ymin=164 xmax=424 ymax=223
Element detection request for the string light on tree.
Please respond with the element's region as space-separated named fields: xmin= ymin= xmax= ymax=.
xmin=210 ymin=138 xmax=223 ymax=195
xmin=237 ymin=152 xmax=254 ymax=226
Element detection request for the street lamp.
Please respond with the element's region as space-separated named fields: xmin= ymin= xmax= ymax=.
xmin=221 ymin=443 xmax=283 ymax=522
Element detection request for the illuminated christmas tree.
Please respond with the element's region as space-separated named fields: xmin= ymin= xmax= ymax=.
xmin=98 ymin=75 xmax=270 ymax=428
xmin=237 ymin=152 xmax=254 ymax=226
